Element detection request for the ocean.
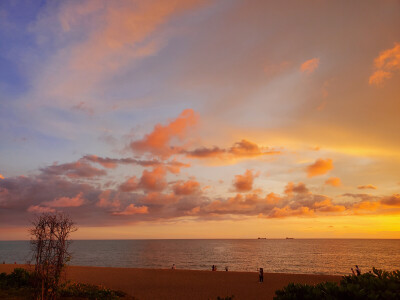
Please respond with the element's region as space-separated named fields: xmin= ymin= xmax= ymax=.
xmin=0 ymin=239 xmax=399 ymax=275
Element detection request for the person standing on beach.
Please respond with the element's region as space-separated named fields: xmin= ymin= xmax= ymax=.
xmin=259 ymin=268 xmax=264 ymax=282
xmin=355 ymin=265 xmax=361 ymax=276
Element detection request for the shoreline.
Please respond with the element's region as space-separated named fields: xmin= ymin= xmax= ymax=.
xmin=0 ymin=264 xmax=342 ymax=299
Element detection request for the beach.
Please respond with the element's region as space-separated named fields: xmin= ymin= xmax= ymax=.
xmin=0 ymin=264 xmax=341 ymax=299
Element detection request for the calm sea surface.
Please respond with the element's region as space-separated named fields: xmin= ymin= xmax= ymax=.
xmin=0 ymin=239 xmax=399 ymax=275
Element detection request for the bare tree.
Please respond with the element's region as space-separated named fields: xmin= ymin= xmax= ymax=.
xmin=30 ymin=213 xmax=77 ymax=299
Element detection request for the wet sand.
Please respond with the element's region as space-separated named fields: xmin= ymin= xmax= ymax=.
xmin=0 ymin=264 xmax=341 ymax=299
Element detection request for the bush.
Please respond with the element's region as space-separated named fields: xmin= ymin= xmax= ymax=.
xmin=274 ymin=268 xmax=400 ymax=300
xmin=59 ymin=282 xmax=127 ymax=300
xmin=0 ymin=268 xmax=34 ymax=289
xmin=0 ymin=268 xmax=128 ymax=299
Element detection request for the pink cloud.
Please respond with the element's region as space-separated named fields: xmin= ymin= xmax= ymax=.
xmin=96 ymin=190 xmax=121 ymax=209
xmin=112 ymin=204 xmax=149 ymax=215
xmin=140 ymin=192 xmax=180 ymax=205
xmin=130 ymin=109 xmax=199 ymax=158
xmin=43 ymin=192 xmax=84 ymax=207
xmin=300 ymin=57 xmax=320 ymax=74
xmin=139 ymin=166 xmax=167 ymax=191
xmin=27 ymin=205 xmax=56 ymax=213
xmin=119 ymin=176 xmax=139 ymax=192
xmin=172 ymin=180 xmax=200 ymax=195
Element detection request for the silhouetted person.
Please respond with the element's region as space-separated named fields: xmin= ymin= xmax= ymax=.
xmin=172 ymin=264 xmax=176 ymax=269
xmin=212 ymin=265 xmax=215 ymax=271
xmin=259 ymin=268 xmax=264 ymax=282
xmin=355 ymin=265 xmax=361 ymax=276
xmin=225 ymin=266 xmax=229 ymax=271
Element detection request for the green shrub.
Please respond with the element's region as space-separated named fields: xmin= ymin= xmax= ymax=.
xmin=274 ymin=268 xmax=400 ymax=300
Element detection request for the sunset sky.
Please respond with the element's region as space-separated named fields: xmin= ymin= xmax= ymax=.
xmin=0 ymin=0 xmax=399 ymax=240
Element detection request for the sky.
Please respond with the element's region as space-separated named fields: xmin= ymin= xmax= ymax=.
xmin=0 ymin=0 xmax=399 ymax=240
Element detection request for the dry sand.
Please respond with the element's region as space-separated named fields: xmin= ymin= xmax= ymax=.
xmin=0 ymin=264 xmax=341 ymax=299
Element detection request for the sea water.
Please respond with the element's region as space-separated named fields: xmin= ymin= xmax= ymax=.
xmin=0 ymin=239 xmax=399 ymax=275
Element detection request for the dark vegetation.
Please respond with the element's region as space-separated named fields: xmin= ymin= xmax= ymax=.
xmin=274 ymin=268 xmax=400 ymax=300
xmin=0 ymin=268 xmax=129 ymax=299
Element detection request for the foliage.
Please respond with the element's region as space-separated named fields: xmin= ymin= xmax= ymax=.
xmin=0 ymin=268 xmax=128 ymax=300
xmin=216 ymin=296 xmax=234 ymax=300
xmin=30 ymin=212 xmax=77 ymax=299
xmin=274 ymin=268 xmax=400 ymax=300
xmin=59 ymin=282 xmax=127 ymax=299
xmin=0 ymin=268 xmax=35 ymax=299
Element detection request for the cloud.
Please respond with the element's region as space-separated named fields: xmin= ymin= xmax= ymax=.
xmin=381 ymin=194 xmax=400 ymax=207
xmin=233 ymin=170 xmax=256 ymax=192
xmin=119 ymin=176 xmax=139 ymax=192
xmin=325 ymin=177 xmax=341 ymax=187
xmin=112 ymin=204 xmax=149 ymax=216
xmin=130 ymin=109 xmax=199 ymax=158
xmin=369 ymin=43 xmax=400 ymax=86
xmin=83 ymin=155 xmax=190 ymax=172
xmin=140 ymin=192 xmax=180 ymax=205
xmin=172 ymin=180 xmax=200 ymax=195
xmin=306 ymin=158 xmax=333 ymax=177
xmin=139 ymin=166 xmax=167 ymax=191
xmin=0 ymin=174 xmax=4 ymax=179
xmin=300 ymin=58 xmax=320 ymax=74
xmin=267 ymin=206 xmax=314 ymax=218
xmin=185 ymin=139 xmax=280 ymax=160
xmin=27 ymin=205 xmax=56 ymax=214
xmin=357 ymin=184 xmax=377 ymax=190
xmin=96 ymin=190 xmax=120 ymax=209
xmin=43 ymin=192 xmax=85 ymax=207
xmin=284 ymin=182 xmax=309 ymax=196
xmin=41 ymin=161 xmax=106 ymax=178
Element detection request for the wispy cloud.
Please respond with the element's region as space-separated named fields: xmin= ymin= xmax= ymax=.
xmin=369 ymin=43 xmax=400 ymax=86
xmin=300 ymin=58 xmax=320 ymax=74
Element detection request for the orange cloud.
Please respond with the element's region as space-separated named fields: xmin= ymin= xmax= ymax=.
xmin=357 ymin=184 xmax=377 ymax=190
xmin=172 ymin=180 xmax=200 ymax=195
xmin=306 ymin=158 xmax=333 ymax=177
xmin=43 ymin=192 xmax=84 ymax=207
xmin=139 ymin=166 xmax=167 ymax=191
xmin=284 ymin=182 xmax=309 ymax=196
xmin=233 ymin=170 xmax=256 ymax=192
xmin=267 ymin=206 xmax=314 ymax=218
xmin=325 ymin=177 xmax=341 ymax=187
xmin=381 ymin=194 xmax=400 ymax=207
xmin=369 ymin=43 xmax=400 ymax=86
xmin=130 ymin=109 xmax=198 ymax=158
xmin=141 ymin=192 xmax=179 ymax=205
xmin=112 ymin=204 xmax=148 ymax=215
xmin=300 ymin=58 xmax=320 ymax=74
xmin=0 ymin=174 xmax=4 ymax=179
xmin=119 ymin=176 xmax=139 ymax=192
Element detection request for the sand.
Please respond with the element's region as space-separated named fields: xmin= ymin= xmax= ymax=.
xmin=0 ymin=264 xmax=341 ymax=299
